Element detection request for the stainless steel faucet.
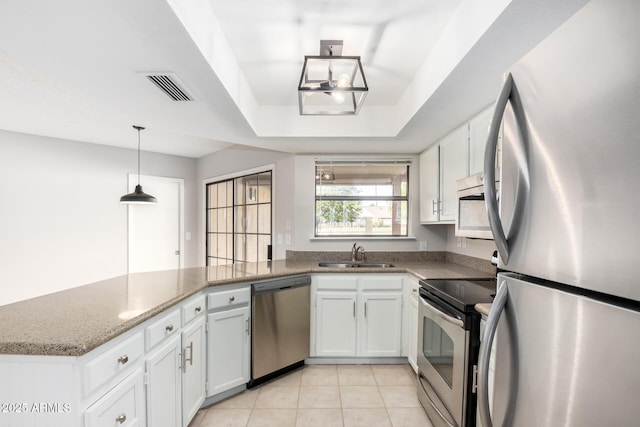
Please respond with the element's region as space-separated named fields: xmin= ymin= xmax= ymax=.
xmin=351 ymin=243 xmax=365 ymax=262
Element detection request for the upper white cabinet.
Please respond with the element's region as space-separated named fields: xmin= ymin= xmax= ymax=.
xmin=420 ymin=104 xmax=498 ymax=224
xmin=439 ymin=126 xmax=469 ymax=221
xmin=469 ymin=106 xmax=494 ymax=176
xmin=419 ymin=145 xmax=440 ymax=223
xmin=420 ymin=125 xmax=468 ymax=223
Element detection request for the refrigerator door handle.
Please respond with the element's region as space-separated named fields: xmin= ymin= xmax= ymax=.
xmin=484 ymin=74 xmax=512 ymax=263
xmin=478 ymin=279 xmax=509 ymax=427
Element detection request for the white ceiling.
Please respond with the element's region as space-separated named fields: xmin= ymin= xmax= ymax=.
xmin=0 ymin=0 xmax=589 ymax=158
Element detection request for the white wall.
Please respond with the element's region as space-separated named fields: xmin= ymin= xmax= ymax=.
xmin=0 ymin=130 xmax=198 ymax=306
xmin=196 ymin=148 xmax=448 ymax=261
xmin=444 ymin=225 xmax=497 ymax=260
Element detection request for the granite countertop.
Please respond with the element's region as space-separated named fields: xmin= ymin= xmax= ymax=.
xmin=0 ymin=254 xmax=495 ymax=357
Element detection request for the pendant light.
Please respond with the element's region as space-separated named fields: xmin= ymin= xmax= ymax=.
xmin=120 ymin=125 xmax=157 ymax=204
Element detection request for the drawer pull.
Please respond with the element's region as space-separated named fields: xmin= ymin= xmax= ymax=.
xmin=165 ymin=324 xmax=174 ymax=332
xmin=115 ymin=413 xmax=127 ymax=424
xmin=229 ymin=296 xmax=235 ymax=303
xmin=195 ymin=306 xmax=202 ymax=313
xmin=117 ymin=355 xmax=129 ymax=365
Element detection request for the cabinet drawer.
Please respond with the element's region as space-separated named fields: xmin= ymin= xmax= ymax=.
xmin=83 ymin=331 xmax=144 ymax=397
xmin=208 ymin=287 xmax=250 ymax=310
xmin=182 ymin=294 xmax=206 ymax=325
xmin=146 ymin=308 xmax=181 ymax=351
xmin=84 ymin=368 xmax=145 ymax=427
xmin=314 ymin=276 xmax=358 ymax=291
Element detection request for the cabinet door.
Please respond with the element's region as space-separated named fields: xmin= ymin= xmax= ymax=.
xmin=146 ymin=335 xmax=181 ymax=427
xmin=207 ymin=307 xmax=250 ymax=397
xmin=469 ymin=106 xmax=494 ymax=176
xmin=419 ymin=145 xmax=440 ymax=223
xmin=315 ymin=291 xmax=357 ymax=357
xmin=359 ymin=292 xmax=403 ymax=357
xmin=439 ymin=125 xmax=469 ymax=221
xmin=85 ymin=368 xmax=146 ymax=427
xmin=408 ymin=291 xmax=419 ymax=373
xmin=182 ymin=316 xmax=206 ymax=426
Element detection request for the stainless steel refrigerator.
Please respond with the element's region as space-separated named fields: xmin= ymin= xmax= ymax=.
xmin=478 ymin=0 xmax=640 ymax=425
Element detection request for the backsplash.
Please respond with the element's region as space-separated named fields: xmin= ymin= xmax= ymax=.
xmin=285 ymin=250 xmax=496 ymax=275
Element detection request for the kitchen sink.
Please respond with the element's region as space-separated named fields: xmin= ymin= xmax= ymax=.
xmin=318 ymin=262 xmax=395 ymax=268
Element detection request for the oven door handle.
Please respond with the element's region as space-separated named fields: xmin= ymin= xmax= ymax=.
xmin=418 ymin=371 xmax=457 ymax=427
xmin=420 ymin=297 xmax=464 ymax=328
xmin=478 ymin=279 xmax=509 ymax=427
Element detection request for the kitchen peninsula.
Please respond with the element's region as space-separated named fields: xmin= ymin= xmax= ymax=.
xmin=0 ymin=252 xmax=494 ymax=427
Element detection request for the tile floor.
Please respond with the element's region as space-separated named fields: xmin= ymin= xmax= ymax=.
xmin=188 ymin=364 xmax=433 ymax=427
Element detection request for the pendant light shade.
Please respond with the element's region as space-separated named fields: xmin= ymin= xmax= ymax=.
xmin=120 ymin=125 xmax=157 ymax=204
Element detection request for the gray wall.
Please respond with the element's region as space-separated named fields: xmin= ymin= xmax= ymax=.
xmin=0 ymin=130 xmax=198 ymax=306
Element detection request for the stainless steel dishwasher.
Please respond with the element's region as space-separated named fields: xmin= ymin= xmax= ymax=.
xmin=249 ymin=275 xmax=311 ymax=387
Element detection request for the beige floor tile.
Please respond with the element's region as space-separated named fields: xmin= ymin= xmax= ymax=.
xmin=213 ymin=389 xmax=260 ymax=409
xmin=387 ymin=408 xmax=433 ymax=427
xmin=340 ymin=385 xmax=384 ymax=408
xmin=296 ymin=408 xmax=344 ymax=427
xmin=254 ymin=386 xmax=300 ymax=408
xmin=301 ymin=365 xmax=339 ymax=385
xmin=200 ymin=408 xmax=251 ymax=427
xmin=337 ymin=365 xmax=376 ymax=386
xmin=188 ymin=408 xmax=207 ymax=427
xmin=298 ymin=385 xmax=341 ymax=408
xmin=261 ymin=369 xmax=303 ymax=388
xmin=247 ymin=408 xmax=297 ymax=427
xmin=372 ymin=365 xmax=415 ymax=386
xmin=379 ymin=386 xmax=422 ymax=408
xmin=342 ymin=408 xmax=392 ymax=427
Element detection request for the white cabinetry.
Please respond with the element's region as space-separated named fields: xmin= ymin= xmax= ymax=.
xmin=206 ymin=286 xmax=251 ymax=397
xmin=145 ymin=335 xmax=181 ymax=427
xmin=420 ymin=125 xmax=468 ymax=223
xmin=419 ymin=145 xmax=440 ymax=223
xmin=181 ymin=315 xmax=206 ymax=425
xmin=311 ymin=274 xmax=404 ymax=358
xmin=145 ymin=293 xmax=206 ymax=427
xmin=84 ymin=367 xmax=146 ymax=427
xmin=469 ymin=106 xmax=494 ymax=176
xmin=406 ymin=276 xmax=420 ymax=372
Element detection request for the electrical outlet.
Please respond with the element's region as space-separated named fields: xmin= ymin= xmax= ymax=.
xmin=419 ymin=241 xmax=428 ymax=251
xmin=457 ymin=237 xmax=462 ymax=247
xmin=462 ymin=237 xmax=467 ymax=248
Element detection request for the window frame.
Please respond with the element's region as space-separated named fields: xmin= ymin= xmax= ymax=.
xmin=205 ymin=166 xmax=273 ymax=266
xmin=314 ymin=160 xmax=411 ymax=238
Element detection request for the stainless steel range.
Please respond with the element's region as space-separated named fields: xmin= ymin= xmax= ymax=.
xmin=417 ymin=278 xmax=495 ymax=427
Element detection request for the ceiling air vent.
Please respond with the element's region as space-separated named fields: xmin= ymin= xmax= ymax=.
xmin=144 ymin=73 xmax=194 ymax=101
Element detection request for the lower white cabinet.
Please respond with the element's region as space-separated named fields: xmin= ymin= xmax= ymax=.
xmin=146 ymin=335 xmax=181 ymax=427
xmin=312 ymin=274 xmax=404 ymax=358
xmin=315 ymin=291 xmax=358 ymax=357
xmin=181 ymin=315 xmax=206 ymax=425
xmin=206 ymin=286 xmax=251 ymax=397
xmin=406 ymin=276 xmax=420 ymax=372
xmin=85 ymin=367 xmax=146 ymax=427
xmin=145 ymin=295 xmax=206 ymax=427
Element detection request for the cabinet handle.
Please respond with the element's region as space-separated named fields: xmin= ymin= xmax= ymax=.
xmin=180 ymin=350 xmax=185 ymax=373
xmin=364 ymin=302 xmax=367 ymax=318
xmin=185 ymin=342 xmax=194 ymax=367
xmin=229 ymin=296 xmax=235 ymax=303
xmin=117 ymin=355 xmax=128 ymax=365
xmin=165 ymin=324 xmax=174 ymax=332
xmin=353 ymin=301 xmax=356 ymax=318
xmin=195 ymin=306 xmax=202 ymax=313
xmin=432 ymin=200 xmax=437 ymax=214
xmin=246 ymin=318 xmax=250 ymax=336
xmin=115 ymin=414 xmax=127 ymax=424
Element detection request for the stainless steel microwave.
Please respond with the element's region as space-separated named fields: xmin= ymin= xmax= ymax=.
xmin=455 ymin=172 xmax=498 ymax=239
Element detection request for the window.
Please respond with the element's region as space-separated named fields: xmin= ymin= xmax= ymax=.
xmin=315 ymin=161 xmax=409 ymax=237
xmin=206 ymin=171 xmax=272 ymax=266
